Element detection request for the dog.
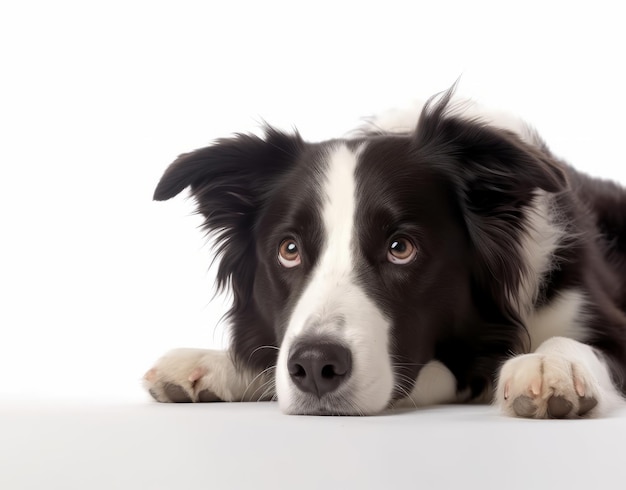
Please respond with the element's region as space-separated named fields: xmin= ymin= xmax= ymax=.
xmin=143 ymin=87 xmax=626 ymax=418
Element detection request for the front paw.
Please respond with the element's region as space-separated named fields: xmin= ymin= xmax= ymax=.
xmin=497 ymin=353 xmax=599 ymax=419
xmin=143 ymin=349 xmax=242 ymax=403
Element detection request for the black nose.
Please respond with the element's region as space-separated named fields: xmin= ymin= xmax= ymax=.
xmin=287 ymin=340 xmax=352 ymax=397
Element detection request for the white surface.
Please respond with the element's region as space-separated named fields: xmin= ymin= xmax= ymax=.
xmin=2 ymin=401 xmax=626 ymax=490
xmin=1 ymin=1 xmax=626 ymax=489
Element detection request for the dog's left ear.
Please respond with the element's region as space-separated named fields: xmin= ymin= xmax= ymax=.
xmin=415 ymin=89 xmax=567 ymax=205
xmin=415 ymin=89 xmax=568 ymax=324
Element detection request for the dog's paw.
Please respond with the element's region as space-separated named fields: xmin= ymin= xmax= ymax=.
xmin=143 ymin=349 xmax=260 ymax=403
xmin=497 ymin=353 xmax=600 ymax=419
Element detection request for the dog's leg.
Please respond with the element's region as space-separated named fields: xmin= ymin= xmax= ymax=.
xmin=496 ymin=337 xmax=624 ymax=418
xmin=143 ymin=349 xmax=275 ymax=403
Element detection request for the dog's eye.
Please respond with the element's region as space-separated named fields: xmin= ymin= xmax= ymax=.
xmin=387 ymin=237 xmax=417 ymax=264
xmin=278 ymin=239 xmax=301 ymax=268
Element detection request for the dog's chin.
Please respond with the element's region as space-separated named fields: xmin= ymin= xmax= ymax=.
xmin=279 ymin=391 xmax=389 ymax=416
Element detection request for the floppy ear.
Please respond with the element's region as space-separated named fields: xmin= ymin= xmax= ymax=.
xmin=154 ymin=127 xmax=304 ymax=295
xmin=415 ymin=88 xmax=567 ymax=205
xmin=154 ymin=128 xmax=304 ymax=202
xmin=415 ymin=88 xmax=568 ymax=323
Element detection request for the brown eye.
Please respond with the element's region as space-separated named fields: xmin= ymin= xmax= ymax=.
xmin=278 ymin=239 xmax=301 ymax=268
xmin=387 ymin=237 xmax=417 ymax=264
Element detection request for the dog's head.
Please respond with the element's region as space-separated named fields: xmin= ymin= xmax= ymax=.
xmin=154 ymin=90 xmax=566 ymax=414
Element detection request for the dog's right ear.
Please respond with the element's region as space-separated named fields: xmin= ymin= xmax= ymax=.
xmin=154 ymin=128 xmax=304 ymax=203
xmin=153 ymin=128 xmax=304 ymax=297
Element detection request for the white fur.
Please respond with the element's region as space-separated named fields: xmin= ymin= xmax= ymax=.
xmin=361 ymin=100 xmax=427 ymax=134
xmin=275 ymin=144 xmax=395 ymax=414
xmin=511 ymin=191 xmax=565 ymax=319
xmin=144 ymin=348 xmax=273 ymax=402
xmin=395 ymin=361 xmax=461 ymax=408
xmin=497 ymin=337 xmax=624 ymax=418
xmin=360 ymin=97 xmax=542 ymax=147
xmin=451 ymin=99 xmax=542 ymax=146
xmin=526 ymin=289 xmax=588 ymax=350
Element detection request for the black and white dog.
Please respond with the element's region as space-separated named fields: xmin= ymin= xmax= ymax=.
xmin=144 ymin=88 xmax=626 ymax=418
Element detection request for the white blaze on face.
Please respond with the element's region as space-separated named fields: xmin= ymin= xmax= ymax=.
xmin=276 ymin=143 xmax=395 ymax=414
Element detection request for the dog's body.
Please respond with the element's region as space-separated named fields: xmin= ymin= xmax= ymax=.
xmin=144 ymin=89 xmax=626 ymax=418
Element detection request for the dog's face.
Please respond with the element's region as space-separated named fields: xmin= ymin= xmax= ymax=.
xmin=154 ymin=94 xmax=565 ymax=414
xmin=256 ymin=139 xmax=473 ymax=414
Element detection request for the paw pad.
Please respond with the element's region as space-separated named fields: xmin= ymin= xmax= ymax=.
xmin=197 ymin=389 xmax=222 ymax=402
xmin=163 ymin=382 xmax=193 ymax=403
xmin=512 ymin=395 xmax=536 ymax=417
xmin=510 ymin=392 xmax=597 ymax=419
xmin=546 ymin=395 xmax=572 ymax=418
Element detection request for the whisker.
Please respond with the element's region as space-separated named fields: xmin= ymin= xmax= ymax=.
xmin=256 ymin=381 xmax=277 ymax=403
xmin=247 ymin=345 xmax=280 ymax=364
xmin=240 ymin=365 xmax=276 ymax=401
xmin=389 ymin=369 xmax=421 ymax=410
xmin=348 ymin=401 xmax=365 ymax=417
xmin=395 ymin=374 xmax=415 ymax=383
xmin=248 ymin=378 xmax=273 ymax=402
xmin=393 ymin=383 xmax=418 ymax=409
xmin=393 ymin=372 xmax=418 ymax=387
xmin=342 ymin=395 xmax=365 ymax=416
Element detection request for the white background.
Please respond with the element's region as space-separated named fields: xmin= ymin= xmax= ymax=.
xmin=2 ymin=3 xmax=626 ymax=490
xmin=1 ymin=0 xmax=625 ymax=403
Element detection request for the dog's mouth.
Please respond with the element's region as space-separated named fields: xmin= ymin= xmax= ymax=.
xmin=285 ymin=391 xmax=367 ymax=416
